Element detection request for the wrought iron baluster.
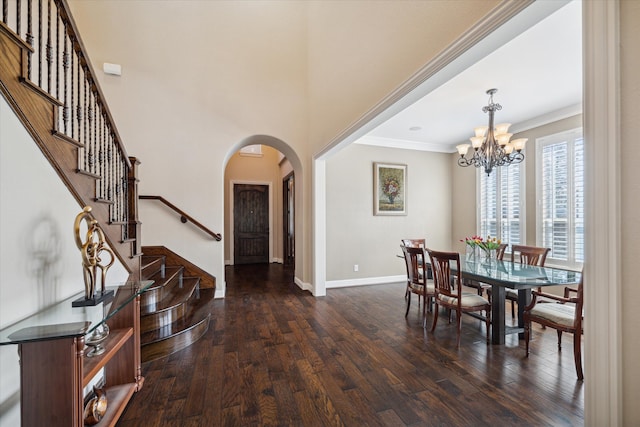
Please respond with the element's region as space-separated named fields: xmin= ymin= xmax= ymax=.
xmin=38 ymin=0 xmax=42 ymax=87
xmin=16 ymin=0 xmax=21 ymax=38
xmin=83 ymin=77 xmax=88 ymax=171
xmin=121 ymin=156 xmax=126 ymax=222
xmin=90 ymin=93 xmax=96 ymax=175
xmin=55 ymin=10 xmax=59 ymax=99
xmin=114 ymin=155 xmax=120 ymax=220
xmin=46 ymin=0 xmax=52 ymax=93
xmin=76 ymin=56 xmax=81 ymax=143
xmin=2 ymin=0 xmax=7 ymax=25
xmin=26 ymin=0 xmax=33 ymax=80
xmin=107 ymin=132 xmax=113 ymax=203
xmin=69 ymin=44 xmax=74 ymax=138
xmin=62 ymin=25 xmax=69 ymax=134
xmin=99 ymin=112 xmax=104 ymax=199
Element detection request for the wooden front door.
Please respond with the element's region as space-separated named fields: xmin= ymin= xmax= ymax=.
xmin=234 ymin=184 xmax=269 ymax=264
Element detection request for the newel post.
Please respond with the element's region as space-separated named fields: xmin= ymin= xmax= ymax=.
xmin=128 ymin=157 xmax=142 ymax=260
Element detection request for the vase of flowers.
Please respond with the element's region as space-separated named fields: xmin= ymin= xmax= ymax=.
xmin=461 ymin=235 xmax=501 ymax=262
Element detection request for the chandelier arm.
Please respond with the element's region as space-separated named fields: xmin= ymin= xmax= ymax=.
xmin=457 ymin=88 xmax=524 ymax=176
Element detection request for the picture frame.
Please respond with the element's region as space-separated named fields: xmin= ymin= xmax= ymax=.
xmin=373 ymin=162 xmax=407 ymax=216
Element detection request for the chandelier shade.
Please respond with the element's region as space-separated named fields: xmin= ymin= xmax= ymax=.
xmin=456 ymin=89 xmax=526 ymax=176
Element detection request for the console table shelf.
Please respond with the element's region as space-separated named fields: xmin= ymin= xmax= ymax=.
xmin=83 ymin=327 xmax=133 ymax=387
xmin=0 ymin=280 xmax=152 ymax=426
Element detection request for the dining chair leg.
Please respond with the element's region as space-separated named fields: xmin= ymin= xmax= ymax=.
xmin=456 ymin=310 xmax=462 ymax=348
xmin=485 ymin=308 xmax=491 ymax=344
xmin=574 ymin=333 xmax=584 ymax=380
xmin=430 ymin=304 xmax=440 ymax=332
xmin=422 ymin=296 xmax=428 ymax=329
xmin=557 ymin=330 xmax=563 ymax=351
xmin=405 ymin=292 xmax=411 ymax=317
xmin=524 ymin=320 xmax=531 ymax=356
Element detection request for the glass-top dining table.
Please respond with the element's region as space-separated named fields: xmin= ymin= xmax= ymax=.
xmin=453 ymin=258 xmax=582 ymax=345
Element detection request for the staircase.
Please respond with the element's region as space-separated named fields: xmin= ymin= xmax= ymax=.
xmin=0 ymin=2 xmax=218 ymax=362
xmin=139 ymin=248 xmax=214 ymax=362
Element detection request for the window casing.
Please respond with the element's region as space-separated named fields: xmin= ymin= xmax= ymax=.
xmin=477 ymin=161 xmax=525 ymax=247
xmin=536 ymin=128 xmax=584 ymax=269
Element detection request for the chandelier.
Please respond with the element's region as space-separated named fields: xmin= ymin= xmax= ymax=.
xmin=456 ymin=88 xmax=527 ymax=176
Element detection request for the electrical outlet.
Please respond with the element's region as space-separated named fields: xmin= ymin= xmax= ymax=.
xmin=354 ymin=264 xmax=359 ymax=272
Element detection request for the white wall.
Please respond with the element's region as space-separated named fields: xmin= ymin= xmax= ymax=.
xmin=0 ymin=95 xmax=129 ymax=426
xmin=68 ymin=1 xmax=310 ymax=292
xmin=325 ymin=143 xmax=451 ymax=285
xmin=67 ymin=0 xmax=501 ymax=291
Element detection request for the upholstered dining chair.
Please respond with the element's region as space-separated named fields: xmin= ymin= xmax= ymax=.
xmin=524 ymin=273 xmax=584 ymax=380
xmin=427 ymin=249 xmax=491 ymax=348
xmin=505 ymin=245 xmax=551 ymax=318
xmin=401 ymin=245 xmax=435 ymax=323
xmin=401 ymin=238 xmax=432 ymax=282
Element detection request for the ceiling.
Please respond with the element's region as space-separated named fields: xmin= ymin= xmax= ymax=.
xmin=356 ymin=1 xmax=582 ymax=153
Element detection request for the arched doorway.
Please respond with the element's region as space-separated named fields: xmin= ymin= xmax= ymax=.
xmin=223 ymin=135 xmax=303 ymax=285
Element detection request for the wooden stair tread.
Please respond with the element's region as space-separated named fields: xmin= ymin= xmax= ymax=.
xmin=140 ymin=288 xmax=213 ymax=345
xmin=141 ymin=255 xmax=164 ymax=268
xmin=144 ymin=266 xmax=183 ymax=290
xmin=140 ymin=277 xmax=199 ymax=315
xmin=140 ymin=255 xmax=165 ymax=278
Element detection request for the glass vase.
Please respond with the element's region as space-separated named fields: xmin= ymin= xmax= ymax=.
xmin=465 ymin=245 xmax=478 ymax=261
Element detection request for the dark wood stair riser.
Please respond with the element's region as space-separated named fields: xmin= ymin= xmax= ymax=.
xmin=141 ymin=314 xmax=211 ymax=363
xmin=140 ymin=277 xmax=199 ymax=333
xmin=138 ymin=254 xmax=214 ymax=362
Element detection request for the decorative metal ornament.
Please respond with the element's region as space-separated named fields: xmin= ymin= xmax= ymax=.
xmin=72 ymin=206 xmax=115 ymax=307
xmin=83 ymin=386 xmax=108 ymax=425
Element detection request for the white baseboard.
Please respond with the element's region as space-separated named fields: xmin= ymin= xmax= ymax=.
xmin=294 ymin=276 xmax=313 ymax=293
xmin=214 ymin=286 xmax=226 ymax=299
xmin=326 ymin=275 xmax=405 ymax=289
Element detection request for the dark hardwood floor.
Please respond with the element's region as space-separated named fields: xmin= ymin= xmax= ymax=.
xmin=118 ymin=263 xmax=584 ymax=426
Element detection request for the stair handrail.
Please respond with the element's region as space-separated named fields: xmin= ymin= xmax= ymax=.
xmin=139 ymin=195 xmax=222 ymax=241
xmin=1 ymin=0 xmax=139 ymax=271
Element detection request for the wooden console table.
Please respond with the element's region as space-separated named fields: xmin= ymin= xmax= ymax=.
xmin=0 ymin=281 xmax=153 ymax=426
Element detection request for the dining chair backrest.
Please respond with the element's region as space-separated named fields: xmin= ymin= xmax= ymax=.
xmin=510 ymin=244 xmax=550 ymax=266
xmin=401 ymin=239 xmax=426 ymax=248
xmin=571 ymin=273 xmax=584 ymax=330
xmin=427 ymin=249 xmax=461 ymax=301
xmin=403 ymin=245 xmax=427 ymax=286
xmin=496 ymin=243 xmax=508 ymax=260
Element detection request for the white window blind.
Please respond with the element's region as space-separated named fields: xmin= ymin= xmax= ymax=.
xmin=479 ymin=163 xmax=523 ymax=246
xmin=536 ymin=129 xmax=584 ymax=267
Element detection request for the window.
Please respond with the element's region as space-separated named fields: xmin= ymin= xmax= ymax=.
xmin=536 ymin=128 xmax=584 ymax=268
xmin=478 ymin=162 xmax=524 ymax=246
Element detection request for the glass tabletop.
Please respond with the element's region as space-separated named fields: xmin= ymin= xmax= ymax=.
xmin=0 ymin=280 xmax=153 ymax=345
xmin=457 ymin=258 xmax=581 ymax=289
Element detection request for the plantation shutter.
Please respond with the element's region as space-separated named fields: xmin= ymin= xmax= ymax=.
xmin=538 ymin=130 xmax=583 ymax=266
xmin=500 ymin=163 xmax=521 ymax=246
xmin=574 ymin=137 xmax=585 ymax=263
xmin=479 ymin=164 xmax=521 ymax=245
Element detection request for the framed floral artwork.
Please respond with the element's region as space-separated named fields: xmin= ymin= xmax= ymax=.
xmin=373 ymin=162 xmax=407 ymax=215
